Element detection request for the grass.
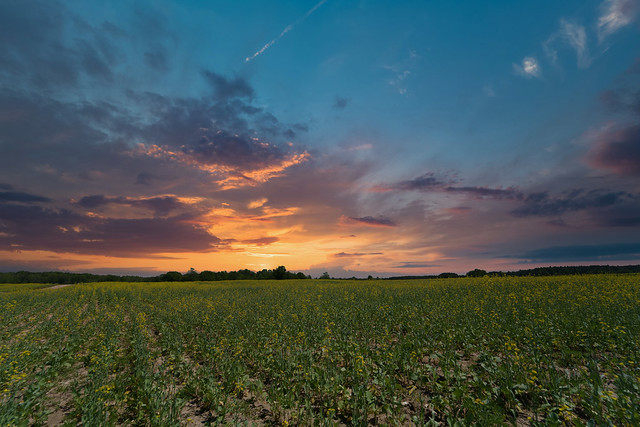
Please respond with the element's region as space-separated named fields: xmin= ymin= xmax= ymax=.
xmin=1 ymin=275 xmax=639 ymax=425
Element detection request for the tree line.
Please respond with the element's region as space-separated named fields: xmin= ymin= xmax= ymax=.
xmin=0 ymin=266 xmax=309 ymax=284
xmin=386 ymin=264 xmax=640 ymax=280
xmin=0 ymin=264 xmax=638 ymax=284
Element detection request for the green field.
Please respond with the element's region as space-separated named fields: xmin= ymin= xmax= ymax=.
xmin=1 ymin=276 xmax=639 ymax=426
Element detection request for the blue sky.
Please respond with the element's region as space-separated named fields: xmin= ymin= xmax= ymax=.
xmin=1 ymin=0 xmax=639 ymax=276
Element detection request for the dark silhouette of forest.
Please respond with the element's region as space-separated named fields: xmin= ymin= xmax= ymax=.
xmin=0 ymin=266 xmax=309 ymax=284
xmin=0 ymin=264 xmax=638 ymax=284
xmin=387 ymin=265 xmax=640 ymax=280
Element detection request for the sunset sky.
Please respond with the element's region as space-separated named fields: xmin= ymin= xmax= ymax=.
xmin=1 ymin=0 xmax=640 ymax=277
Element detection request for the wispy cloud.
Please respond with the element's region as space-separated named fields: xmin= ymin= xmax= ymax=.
xmin=513 ymin=57 xmax=542 ymax=79
xmin=342 ymin=216 xmax=397 ymax=227
xmin=598 ymin=0 xmax=638 ymax=42
xmin=483 ymin=84 xmax=496 ymax=97
xmin=383 ymin=49 xmax=419 ymax=95
xmin=245 ymin=0 xmax=328 ymax=62
xmin=544 ymin=20 xmax=591 ymax=69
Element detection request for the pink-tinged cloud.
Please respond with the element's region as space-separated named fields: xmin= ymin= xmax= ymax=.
xmin=445 ymin=206 xmax=472 ymax=215
xmin=588 ymin=124 xmax=640 ymax=175
xmin=131 ymin=143 xmax=310 ymax=189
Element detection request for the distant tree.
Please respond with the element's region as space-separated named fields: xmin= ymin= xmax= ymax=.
xmin=466 ymin=269 xmax=487 ymax=278
xmin=295 ymin=272 xmax=307 ymax=279
xmin=367 ymin=275 xmax=373 ymax=280
xmin=273 ymin=266 xmax=288 ymax=280
xmin=256 ymin=269 xmax=273 ymax=280
xmin=183 ymin=268 xmax=199 ymax=281
xmin=320 ymin=272 xmax=331 ymax=279
xmin=162 ymin=271 xmax=183 ymax=282
xmin=438 ymin=272 xmax=459 ymax=278
xmin=199 ymin=270 xmax=215 ymax=281
xmin=237 ymin=269 xmax=256 ymax=280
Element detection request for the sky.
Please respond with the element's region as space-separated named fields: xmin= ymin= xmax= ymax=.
xmin=1 ymin=0 xmax=640 ymax=277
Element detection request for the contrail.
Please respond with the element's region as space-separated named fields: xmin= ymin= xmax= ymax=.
xmin=245 ymin=0 xmax=328 ymax=62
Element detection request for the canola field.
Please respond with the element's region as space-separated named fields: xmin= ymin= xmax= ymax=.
xmin=1 ymin=275 xmax=639 ymax=426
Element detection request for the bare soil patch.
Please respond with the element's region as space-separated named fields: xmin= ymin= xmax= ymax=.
xmin=47 ymin=284 xmax=72 ymax=290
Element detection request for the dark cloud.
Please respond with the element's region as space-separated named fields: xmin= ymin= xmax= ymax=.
xmin=516 ymin=243 xmax=640 ymax=262
xmin=346 ymin=216 xmax=397 ymax=227
xmin=445 ymin=186 xmax=522 ymax=199
xmin=74 ymin=195 xmax=188 ymax=216
xmin=0 ymin=74 xmax=304 ymax=192
xmin=0 ymin=0 xmax=308 ymax=193
xmin=137 ymin=197 xmax=186 ymax=216
xmin=333 ymin=96 xmax=350 ymax=109
xmin=592 ymin=57 xmax=640 ymax=176
xmin=74 ymin=195 xmax=112 ymax=209
xmin=394 ymin=173 xmax=447 ymax=191
xmin=511 ymin=189 xmax=636 ymax=218
xmin=382 ymin=173 xmax=520 ymax=199
xmin=134 ymin=83 xmax=307 ymax=174
xmin=0 ymin=203 xmax=220 ymax=256
xmin=203 ymin=70 xmax=254 ymax=100
xmin=183 ymin=128 xmax=296 ymax=171
xmin=0 ymin=191 xmax=51 ymax=203
xmin=588 ymin=124 xmax=640 ymax=176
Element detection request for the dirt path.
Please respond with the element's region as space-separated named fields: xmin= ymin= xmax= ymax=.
xmin=47 ymin=284 xmax=72 ymax=290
